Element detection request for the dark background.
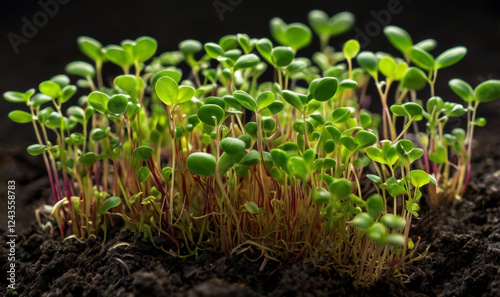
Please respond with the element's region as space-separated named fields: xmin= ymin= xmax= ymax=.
xmin=0 ymin=0 xmax=499 ymax=227
xmin=1 ymin=0 xmax=500 ymax=145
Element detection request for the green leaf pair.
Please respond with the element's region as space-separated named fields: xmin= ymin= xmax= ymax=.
xmin=88 ymin=91 xmax=130 ymax=114
xmin=155 ymin=76 xmax=195 ymax=106
xmin=450 ymin=79 xmax=500 ymax=103
xmin=270 ymin=17 xmax=312 ymax=51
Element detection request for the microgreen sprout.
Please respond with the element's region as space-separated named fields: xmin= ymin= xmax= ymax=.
xmin=4 ymin=10 xmax=500 ymax=287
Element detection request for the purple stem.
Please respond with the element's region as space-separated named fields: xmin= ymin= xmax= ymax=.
xmin=463 ymin=159 xmax=472 ymax=192
xmin=43 ymin=154 xmax=59 ymax=203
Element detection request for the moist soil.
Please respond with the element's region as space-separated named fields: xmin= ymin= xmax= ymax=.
xmin=1 ymin=130 xmax=500 ymax=297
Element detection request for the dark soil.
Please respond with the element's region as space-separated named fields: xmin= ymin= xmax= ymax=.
xmin=1 ymin=131 xmax=500 ymax=297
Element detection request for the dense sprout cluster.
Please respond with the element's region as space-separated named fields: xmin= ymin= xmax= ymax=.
xmin=4 ymin=10 xmax=500 ymax=286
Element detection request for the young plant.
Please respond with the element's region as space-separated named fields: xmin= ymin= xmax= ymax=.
xmin=4 ymin=10 xmax=500 ymax=288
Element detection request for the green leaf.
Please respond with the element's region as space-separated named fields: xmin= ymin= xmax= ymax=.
xmin=27 ymin=144 xmax=47 ymax=156
xmin=409 ymin=47 xmax=435 ymax=71
xmin=338 ymin=79 xmax=357 ymax=92
xmin=100 ymin=196 xmax=121 ymax=214
xmin=220 ymin=137 xmax=246 ymax=154
xmin=436 ymin=46 xmax=467 ymax=69
xmin=77 ymin=36 xmax=104 ymax=62
xmin=366 ymin=194 xmax=383 ymax=218
xmin=386 ymin=234 xmax=405 ymax=247
xmin=383 ymin=26 xmax=413 ymax=55
xmin=152 ymin=70 xmax=182 ymax=88
xmin=367 ymin=222 xmax=387 ymax=245
xmin=286 ymin=60 xmax=307 ymax=73
xmin=87 ymin=91 xmax=109 ymax=114
xmin=39 ymin=81 xmax=61 ymax=98
xmin=449 ymin=78 xmax=474 ymax=103
xmin=414 ymin=39 xmax=437 ymax=51
xmin=282 ymin=90 xmax=303 ymax=110
xmin=219 ymin=35 xmax=238 ymax=51
xmin=161 ymin=167 xmax=172 ymax=182
xmin=328 ymin=178 xmax=353 ymax=199
xmin=474 ymin=80 xmax=500 ymax=103
xmin=271 ymin=18 xmax=312 ymax=51
xmin=107 ymin=94 xmax=129 ymax=114
xmin=408 ymin=148 xmax=424 ymax=163
xmin=311 ymin=187 xmax=332 ymax=204
xmin=37 ymin=107 xmax=54 ymax=124
xmin=308 ymin=10 xmax=330 ymax=35
xmin=443 ymin=103 xmax=467 ymax=117
xmin=218 ymin=152 xmax=245 ymax=174
xmin=356 ymin=51 xmax=378 ymax=75
xmin=232 ymin=90 xmax=257 ymax=111
xmin=312 ymin=77 xmax=338 ymax=101
xmin=343 ymin=39 xmax=360 ymax=59
xmin=325 ymin=125 xmax=341 ymax=143
xmin=429 ymin=142 xmax=447 ymax=164
xmin=244 ymin=201 xmax=260 ymax=214
xmin=271 ymin=149 xmax=289 ymax=172
xmin=45 ymin=112 xmax=64 ymax=129
xmin=367 ymin=174 xmax=382 ymax=183
xmin=390 ymin=104 xmax=408 ymax=117
xmin=205 ymin=42 xmax=224 ymax=59
xmin=475 ymin=117 xmax=487 ymax=127
xmin=177 ymin=85 xmax=195 ymax=104
xmin=380 ymin=214 xmax=406 ymax=230
xmin=239 ymin=151 xmax=261 ymax=166
xmin=179 ymin=39 xmax=202 ymax=55
xmin=403 ymin=102 xmax=423 ymax=117
xmin=8 ymin=110 xmax=32 ymax=123
xmin=402 ymin=67 xmax=428 ymax=91
xmin=323 ymin=157 xmax=336 ymax=169
xmin=426 ymin=96 xmax=444 ymax=114
xmin=65 ymin=61 xmax=95 ymax=78
xmin=256 ymin=91 xmax=275 ymax=110
xmin=410 ymin=169 xmax=431 ymax=188
xmin=366 ymin=147 xmax=385 ymax=164
xmin=266 ymin=101 xmax=284 ymax=115
xmin=3 ymin=91 xmax=27 ymax=103
xmin=387 ymin=184 xmax=407 ymax=197
xmin=78 ymin=152 xmax=100 ymax=166
xmin=115 ymin=75 xmax=140 ymax=98
xmin=331 ymin=107 xmax=351 ymax=123
xmin=395 ymin=139 xmax=414 ymax=161
xmin=350 ymin=213 xmax=373 ymax=229
xmin=90 ymin=128 xmax=107 ymax=141
xmin=61 ymin=85 xmax=77 ymax=103
xmin=309 ymin=11 xmax=354 ymax=38
xmin=133 ymin=36 xmax=157 ymax=62
xmin=155 ymin=76 xmax=179 ymax=106
xmin=379 ymin=57 xmax=397 ymax=78
xmin=271 ymin=46 xmax=295 ymax=67
xmin=197 ymin=104 xmax=225 ymax=126
xmin=256 ymin=38 xmax=273 ymax=63
xmin=287 ymin=156 xmax=309 ymax=181
xmin=234 ymin=53 xmax=260 ymax=70
xmin=133 ymin=146 xmax=154 ymax=162
xmin=103 ymin=45 xmax=134 ymax=68
xmin=238 ymin=134 xmax=252 ymax=149
xmin=137 ymin=166 xmax=151 ymax=183
xmin=204 ymin=96 xmax=225 ymax=110
xmin=354 ymin=131 xmax=377 ymax=149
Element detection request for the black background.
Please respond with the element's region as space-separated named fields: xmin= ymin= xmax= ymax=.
xmin=1 ymin=0 xmax=499 ymax=151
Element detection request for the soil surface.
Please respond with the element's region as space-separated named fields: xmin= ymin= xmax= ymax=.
xmin=1 ymin=131 xmax=500 ymax=297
